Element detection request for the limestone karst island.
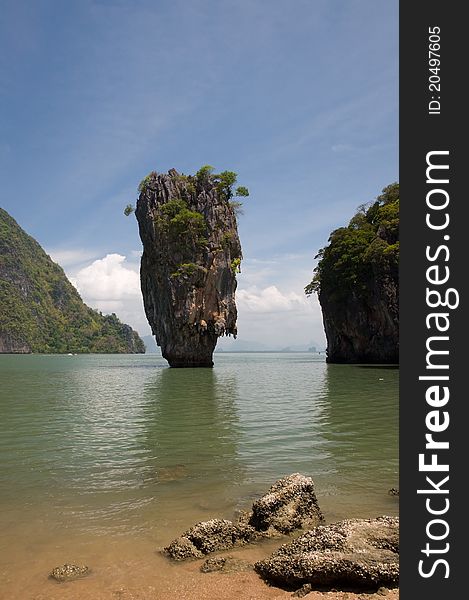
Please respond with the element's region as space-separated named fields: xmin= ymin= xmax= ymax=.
xmin=133 ymin=166 xmax=246 ymax=367
xmin=306 ymin=183 xmax=399 ymax=364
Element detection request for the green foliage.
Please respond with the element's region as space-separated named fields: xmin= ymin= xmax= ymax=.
xmin=220 ymin=231 xmax=234 ymax=248
xmin=196 ymin=165 xmax=215 ymax=180
xmin=0 ymin=208 xmax=145 ymax=354
xmin=235 ymin=186 xmax=249 ymax=197
xmin=170 ymin=208 xmax=205 ymax=236
xmin=230 ymin=257 xmax=241 ymax=274
xmin=160 ymin=198 xmax=188 ymax=219
xmin=305 ymin=183 xmax=399 ymax=299
xmin=216 ymin=171 xmax=238 ymax=199
xmin=170 ymin=263 xmax=208 ymax=279
xmin=194 ymin=165 xmax=249 ymax=206
xmin=138 ymin=171 xmax=156 ymax=194
xmin=124 ymin=204 xmax=135 ymax=216
xmin=155 ymin=198 xmax=207 ymax=249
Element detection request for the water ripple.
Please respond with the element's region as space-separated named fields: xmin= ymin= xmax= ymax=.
xmin=0 ymin=353 xmax=398 ymax=537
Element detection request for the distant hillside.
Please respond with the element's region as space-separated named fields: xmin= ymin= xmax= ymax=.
xmin=0 ymin=208 xmax=145 ymax=354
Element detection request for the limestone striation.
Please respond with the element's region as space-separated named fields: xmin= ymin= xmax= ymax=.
xmin=306 ymin=183 xmax=399 ymax=363
xmin=135 ymin=167 xmax=243 ymax=367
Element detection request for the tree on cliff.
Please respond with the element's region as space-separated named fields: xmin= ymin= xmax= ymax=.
xmin=306 ymin=183 xmax=399 ymax=300
xmin=306 ymin=183 xmax=399 ymax=364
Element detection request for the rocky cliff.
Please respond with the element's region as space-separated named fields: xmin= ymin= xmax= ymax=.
xmin=306 ymin=183 xmax=399 ymax=363
xmin=0 ymin=207 xmax=145 ymax=354
xmin=135 ymin=167 xmax=244 ymax=367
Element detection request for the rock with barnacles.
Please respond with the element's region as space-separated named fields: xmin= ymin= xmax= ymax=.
xmin=49 ymin=564 xmax=90 ymax=582
xmin=164 ymin=518 xmax=255 ymax=560
xmin=164 ymin=473 xmax=323 ymax=561
xmin=255 ymin=516 xmax=399 ymax=590
xmin=248 ymin=473 xmax=324 ymax=534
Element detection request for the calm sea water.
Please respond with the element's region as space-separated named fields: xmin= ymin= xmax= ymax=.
xmin=0 ymin=353 xmax=398 ymax=597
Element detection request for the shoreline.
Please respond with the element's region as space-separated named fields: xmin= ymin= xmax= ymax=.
xmin=0 ymin=502 xmax=399 ymax=600
xmin=1 ymin=533 xmax=399 ymax=600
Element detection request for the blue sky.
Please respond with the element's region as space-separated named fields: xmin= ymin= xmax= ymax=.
xmin=0 ymin=0 xmax=398 ymax=348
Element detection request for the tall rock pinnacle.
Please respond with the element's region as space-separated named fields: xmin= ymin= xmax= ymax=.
xmin=135 ymin=167 xmax=244 ymax=367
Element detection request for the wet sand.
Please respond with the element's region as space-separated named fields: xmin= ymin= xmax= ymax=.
xmin=0 ymin=532 xmax=399 ymax=600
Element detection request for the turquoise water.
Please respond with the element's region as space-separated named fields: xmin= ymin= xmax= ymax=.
xmin=0 ymin=352 xmax=398 ymax=599
xmin=0 ymin=353 xmax=398 ymax=542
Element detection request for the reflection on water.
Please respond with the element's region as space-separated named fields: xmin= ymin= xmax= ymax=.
xmin=0 ymin=353 xmax=398 ymax=555
xmin=315 ymin=363 xmax=399 ymax=519
xmin=140 ymin=368 xmax=245 ymax=516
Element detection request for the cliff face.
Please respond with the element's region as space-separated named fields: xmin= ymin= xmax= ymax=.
xmin=319 ymin=272 xmax=398 ymax=363
xmin=307 ymin=183 xmax=399 ymax=364
xmin=135 ymin=168 xmax=242 ymax=367
xmin=0 ymin=208 xmax=145 ymax=354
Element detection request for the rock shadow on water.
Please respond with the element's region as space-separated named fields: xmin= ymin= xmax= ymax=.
xmin=141 ymin=368 xmax=246 ymax=509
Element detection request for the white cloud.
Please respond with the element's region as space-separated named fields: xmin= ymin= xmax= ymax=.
xmin=62 ymin=251 xmax=326 ymax=346
xmin=68 ymin=253 xmax=150 ymax=335
xmin=331 ymin=143 xmax=354 ymax=153
xmin=230 ymin=255 xmax=326 ymax=347
xmin=234 ymin=283 xmax=326 ymax=349
xmin=71 ymin=253 xmax=140 ymax=301
xmin=237 ymin=285 xmax=310 ymax=314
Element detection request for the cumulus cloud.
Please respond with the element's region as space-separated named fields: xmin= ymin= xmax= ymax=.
xmin=232 ymin=284 xmax=325 ymax=349
xmin=70 ymin=253 xmax=140 ymax=301
xmin=63 ymin=252 xmax=326 ymax=346
xmin=237 ymin=285 xmax=310 ymax=313
xmin=68 ymin=253 xmax=150 ymax=335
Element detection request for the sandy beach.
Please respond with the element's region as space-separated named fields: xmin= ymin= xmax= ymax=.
xmin=0 ymin=532 xmax=398 ymax=600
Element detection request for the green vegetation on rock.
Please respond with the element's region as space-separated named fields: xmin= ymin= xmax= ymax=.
xmin=155 ymin=198 xmax=208 ymax=248
xmin=0 ymin=208 xmax=145 ymax=354
xmin=138 ymin=171 xmax=157 ymax=194
xmin=170 ymin=263 xmax=208 ymax=279
xmin=305 ymin=183 xmax=399 ymax=300
xmin=304 ymin=183 xmax=399 ymax=363
xmin=194 ymin=166 xmax=249 ymax=202
xmin=124 ymin=203 xmax=134 ymax=216
xmin=230 ymin=257 xmax=241 ymax=274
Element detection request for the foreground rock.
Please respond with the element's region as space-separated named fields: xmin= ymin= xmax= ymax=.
xmin=135 ymin=167 xmax=244 ymax=367
xmin=164 ymin=474 xmax=323 ymax=560
xmin=249 ymin=473 xmax=323 ymax=534
xmin=164 ymin=519 xmax=256 ymax=560
xmin=49 ymin=564 xmax=90 ymax=582
xmin=200 ymin=555 xmax=253 ymax=573
xmin=255 ymin=516 xmax=399 ymax=590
